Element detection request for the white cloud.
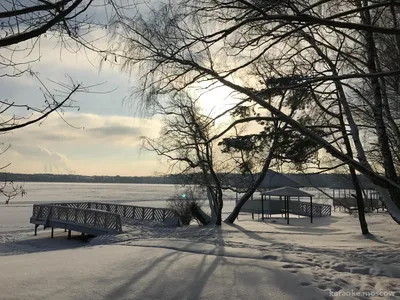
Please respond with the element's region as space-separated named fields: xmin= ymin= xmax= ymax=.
xmin=2 ymin=112 xmax=163 ymax=175
xmin=0 ymin=24 xmax=168 ymax=176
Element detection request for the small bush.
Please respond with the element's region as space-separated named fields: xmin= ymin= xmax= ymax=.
xmin=167 ymin=188 xmax=204 ymax=225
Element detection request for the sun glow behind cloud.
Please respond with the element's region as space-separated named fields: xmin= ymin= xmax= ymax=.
xmin=193 ymin=80 xmax=242 ymax=127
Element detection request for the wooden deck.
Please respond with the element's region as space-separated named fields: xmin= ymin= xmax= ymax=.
xmin=30 ymin=202 xmax=178 ymax=238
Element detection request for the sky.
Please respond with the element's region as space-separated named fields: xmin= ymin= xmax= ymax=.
xmin=1 ymin=44 xmax=167 ymax=175
xmin=0 ymin=6 xmax=169 ymax=176
xmin=0 ymin=2 xmax=240 ymax=176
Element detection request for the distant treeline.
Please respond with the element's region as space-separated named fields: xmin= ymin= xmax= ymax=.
xmin=0 ymin=172 xmax=375 ymax=189
xmin=0 ymin=172 xmax=188 ymax=184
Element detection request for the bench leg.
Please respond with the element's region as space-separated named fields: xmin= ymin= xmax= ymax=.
xmin=51 ymin=227 xmax=54 ymax=238
xmin=34 ymin=224 xmax=39 ymax=236
xmin=67 ymin=230 xmax=71 ymax=240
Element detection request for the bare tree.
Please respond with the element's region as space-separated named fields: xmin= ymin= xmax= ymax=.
xmin=142 ymin=93 xmax=227 ymax=224
xmin=107 ymin=0 xmax=400 ymax=225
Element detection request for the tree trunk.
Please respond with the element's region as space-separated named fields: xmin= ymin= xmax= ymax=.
xmin=356 ymin=0 xmax=400 ymax=220
xmin=296 ymin=26 xmax=398 ymax=227
xmin=216 ymin=207 xmax=222 ymax=225
xmin=225 ymin=141 xmax=276 ymax=223
xmin=350 ymin=168 xmax=369 ymax=234
xmin=214 ymin=193 xmax=223 ymax=226
xmin=299 ymin=29 xmax=370 ymax=233
xmin=206 ymin=187 xmax=218 ymax=223
xmin=191 ymin=205 xmax=211 ymax=225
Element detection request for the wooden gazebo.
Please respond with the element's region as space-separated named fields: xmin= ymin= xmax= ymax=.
xmin=228 ymin=171 xmax=304 ymax=202
xmin=261 ymin=186 xmax=314 ymax=224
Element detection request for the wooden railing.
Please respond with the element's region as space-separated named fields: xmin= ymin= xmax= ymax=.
xmin=31 ymin=204 xmax=123 ymax=234
xmin=297 ymin=202 xmax=331 ymax=217
xmin=31 ymin=202 xmax=179 ymax=236
xmin=240 ymin=199 xmax=331 ymax=217
xmin=48 ymin=202 xmax=178 ymax=222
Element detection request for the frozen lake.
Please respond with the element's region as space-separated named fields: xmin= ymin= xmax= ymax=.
xmin=0 ymin=182 xmax=239 ymax=236
xmin=0 ymin=182 xmax=333 ymax=234
xmin=5 ymin=182 xmax=333 ymax=205
xmin=6 ymin=182 xmax=194 ymax=205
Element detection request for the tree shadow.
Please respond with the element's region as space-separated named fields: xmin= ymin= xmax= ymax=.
xmin=363 ymin=233 xmax=391 ymax=245
xmin=227 ymin=223 xmax=273 ymax=243
xmin=98 ymin=236 xmax=325 ymax=300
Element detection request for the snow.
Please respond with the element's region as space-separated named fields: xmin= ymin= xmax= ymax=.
xmin=0 ymin=188 xmax=400 ymax=299
xmin=0 ymin=245 xmax=327 ymax=300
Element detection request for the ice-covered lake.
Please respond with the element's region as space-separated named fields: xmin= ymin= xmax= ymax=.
xmin=0 ymin=182 xmax=240 ymax=236
xmin=7 ymin=182 xmax=191 ymax=205
xmin=0 ymin=182 xmax=333 ymax=233
xmin=6 ymin=182 xmax=333 ymax=205
xmin=3 ymin=182 xmax=238 ymax=210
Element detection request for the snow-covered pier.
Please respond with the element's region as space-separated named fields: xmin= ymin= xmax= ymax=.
xmin=30 ymin=202 xmax=177 ymax=238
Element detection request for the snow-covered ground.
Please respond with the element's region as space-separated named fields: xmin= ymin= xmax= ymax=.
xmin=0 ymin=201 xmax=399 ymax=300
xmin=0 ymin=182 xmax=399 ymax=300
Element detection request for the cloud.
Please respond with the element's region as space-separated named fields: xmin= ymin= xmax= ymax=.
xmin=1 ymin=112 xmax=163 ymax=175
xmin=0 ymin=24 xmax=165 ymax=176
xmin=3 ymin=112 xmax=161 ymax=145
xmin=12 ymin=144 xmax=73 ymax=173
xmin=87 ymin=123 xmax=142 ymax=138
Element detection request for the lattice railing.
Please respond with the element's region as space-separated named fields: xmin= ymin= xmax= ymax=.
xmin=241 ymin=199 xmax=331 ymax=217
xmin=296 ymin=202 xmax=331 ymax=217
xmin=85 ymin=202 xmax=177 ymax=222
xmin=32 ymin=204 xmax=123 ymax=233
xmin=32 ymin=202 xmax=177 ymax=225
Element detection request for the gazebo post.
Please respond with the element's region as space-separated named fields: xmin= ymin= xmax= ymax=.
xmin=310 ymin=195 xmax=313 ymax=223
xmin=268 ymin=195 xmax=271 ymax=218
xmin=286 ymin=196 xmax=290 ymax=225
xmin=370 ymin=191 xmax=373 ymax=211
xmin=298 ymin=196 xmax=300 ymax=218
xmin=261 ymin=194 xmax=264 ymax=221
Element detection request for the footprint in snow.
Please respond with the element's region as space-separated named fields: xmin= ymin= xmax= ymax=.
xmin=282 ymin=264 xmax=295 ymax=269
xmin=300 ymin=282 xmax=311 ymax=286
xmin=330 ymin=285 xmax=342 ymax=292
xmin=263 ymin=255 xmax=278 ymax=261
